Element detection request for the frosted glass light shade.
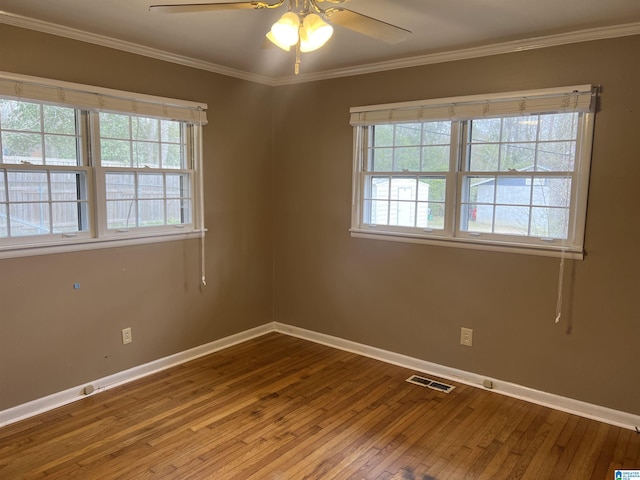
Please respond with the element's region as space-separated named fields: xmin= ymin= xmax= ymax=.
xmin=266 ymin=31 xmax=291 ymax=51
xmin=270 ymin=12 xmax=300 ymax=47
xmin=300 ymin=13 xmax=333 ymax=52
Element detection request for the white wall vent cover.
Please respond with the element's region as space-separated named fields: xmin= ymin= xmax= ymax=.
xmin=406 ymin=374 xmax=456 ymax=393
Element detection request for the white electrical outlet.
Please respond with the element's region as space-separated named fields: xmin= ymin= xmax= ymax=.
xmin=122 ymin=327 xmax=132 ymax=345
xmin=460 ymin=327 xmax=473 ymax=347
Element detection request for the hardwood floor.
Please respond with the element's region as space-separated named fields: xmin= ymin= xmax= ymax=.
xmin=0 ymin=333 xmax=638 ymax=479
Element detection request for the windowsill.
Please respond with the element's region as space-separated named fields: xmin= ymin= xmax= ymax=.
xmin=0 ymin=229 xmax=205 ymax=260
xmin=350 ymin=229 xmax=584 ymax=260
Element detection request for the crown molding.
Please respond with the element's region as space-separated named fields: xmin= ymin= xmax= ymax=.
xmin=0 ymin=10 xmax=275 ymax=86
xmin=273 ymin=21 xmax=640 ymax=85
xmin=2 ymin=10 xmax=640 ymax=87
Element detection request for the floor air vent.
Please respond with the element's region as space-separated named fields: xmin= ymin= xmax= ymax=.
xmin=406 ymin=375 xmax=455 ymax=393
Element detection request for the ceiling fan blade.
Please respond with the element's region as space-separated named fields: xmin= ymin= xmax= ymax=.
xmin=326 ymin=8 xmax=411 ymax=44
xmin=149 ymin=2 xmax=258 ymax=13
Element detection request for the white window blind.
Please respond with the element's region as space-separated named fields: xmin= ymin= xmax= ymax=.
xmin=0 ymin=71 xmax=207 ymax=125
xmin=350 ymin=85 xmax=594 ymax=126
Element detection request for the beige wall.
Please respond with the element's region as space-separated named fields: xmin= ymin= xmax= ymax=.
xmin=0 ymin=25 xmax=274 ymax=409
xmin=273 ymin=36 xmax=640 ymax=415
xmin=2 ymin=22 xmax=639 ymax=417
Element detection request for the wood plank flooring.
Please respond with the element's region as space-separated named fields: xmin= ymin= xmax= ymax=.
xmin=0 ymin=333 xmax=638 ymax=479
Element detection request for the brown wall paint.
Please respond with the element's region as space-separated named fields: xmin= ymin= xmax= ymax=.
xmin=273 ymin=36 xmax=640 ymax=416
xmin=1 ymin=23 xmax=639 ymax=417
xmin=0 ymin=25 xmax=274 ymax=409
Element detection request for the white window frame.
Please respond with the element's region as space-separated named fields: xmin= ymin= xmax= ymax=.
xmin=0 ymin=71 xmax=207 ymax=259
xmin=350 ymin=85 xmax=596 ymax=259
xmin=91 ymin=112 xmax=196 ymax=237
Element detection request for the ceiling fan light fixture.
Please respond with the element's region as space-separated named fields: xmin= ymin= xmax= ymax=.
xmin=299 ymin=13 xmax=333 ymax=52
xmin=150 ymin=1 xmax=412 ymax=75
xmin=270 ymin=11 xmax=300 ymax=47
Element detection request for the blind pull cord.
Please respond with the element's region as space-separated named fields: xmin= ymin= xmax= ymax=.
xmin=198 ymin=107 xmax=206 ymax=287
xmin=555 ymin=255 xmax=565 ymax=323
xmin=555 ymin=108 xmax=581 ymax=324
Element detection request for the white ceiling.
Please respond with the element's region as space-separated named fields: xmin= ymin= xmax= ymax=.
xmin=2 ymin=0 xmax=640 ymax=83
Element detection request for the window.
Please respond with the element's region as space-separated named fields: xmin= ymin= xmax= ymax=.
xmin=0 ymin=72 xmax=207 ymax=257
xmin=97 ymin=112 xmax=193 ymax=233
xmin=0 ymin=100 xmax=90 ymax=244
xmin=350 ymin=86 xmax=595 ymax=258
xmin=363 ymin=121 xmax=451 ymax=232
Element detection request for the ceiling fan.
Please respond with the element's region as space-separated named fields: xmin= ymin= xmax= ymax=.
xmin=149 ymin=0 xmax=411 ymax=74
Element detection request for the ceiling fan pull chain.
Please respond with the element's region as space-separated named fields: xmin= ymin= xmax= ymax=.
xmin=295 ymin=42 xmax=301 ymax=75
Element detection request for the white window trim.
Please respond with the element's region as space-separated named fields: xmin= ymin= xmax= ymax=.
xmin=0 ymin=229 xmax=205 ymax=259
xmin=350 ymin=85 xmax=596 ymax=259
xmin=0 ymin=71 xmax=207 ymax=259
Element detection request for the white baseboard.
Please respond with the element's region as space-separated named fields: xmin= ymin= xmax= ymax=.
xmin=0 ymin=322 xmax=276 ymax=428
xmin=273 ymin=322 xmax=640 ymax=432
xmin=2 ymin=320 xmax=638 ymax=433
